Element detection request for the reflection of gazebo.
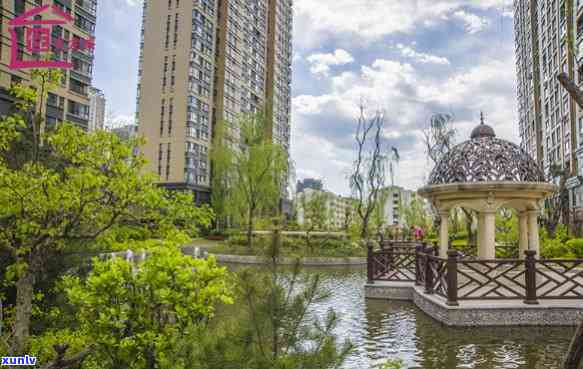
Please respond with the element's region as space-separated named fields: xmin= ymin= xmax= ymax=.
xmin=418 ymin=120 xmax=557 ymax=259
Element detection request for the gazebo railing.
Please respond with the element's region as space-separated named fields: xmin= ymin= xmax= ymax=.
xmin=368 ymin=242 xmax=420 ymax=282
xmin=368 ymin=243 xmax=583 ymax=305
xmin=535 ymin=259 xmax=583 ymax=300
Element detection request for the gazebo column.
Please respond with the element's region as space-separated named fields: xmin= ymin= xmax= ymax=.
xmin=439 ymin=210 xmax=449 ymax=257
xmin=479 ymin=210 xmax=496 ymax=259
xmin=477 ymin=212 xmax=485 ymax=256
xmin=527 ymin=210 xmax=540 ymax=257
xmin=518 ymin=211 xmax=529 ymax=259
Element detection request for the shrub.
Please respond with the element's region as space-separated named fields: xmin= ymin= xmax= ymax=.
xmin=566 ymin=238 xmax=583 ymax=258
xmin=541 ymin=227 xmax=574 ymax=259
xmin=450 ymin=232 xmax=468 ymax=241
xmin=227 ymin=234 xmax=248 ymax=247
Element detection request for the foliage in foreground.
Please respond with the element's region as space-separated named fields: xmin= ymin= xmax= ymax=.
xmin=29 ymin=243 xmax=233 ymax=369
xmin=0 ymin=70 xmax=213 ymax=357
xmin=189 ymin=230 xmax=354 ymax=369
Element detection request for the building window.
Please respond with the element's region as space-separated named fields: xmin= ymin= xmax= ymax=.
xmin=166 ymin=143 xmax=171 ymax=180
xmin=158 ymin=143 xmax=163 ymax=177
xmin=174 ymin=13 xmax=179 ymax=48
xmin=165 ymin=15 xmax=171 ymax=49
xmin=68 ymin=100 xmax=89 ymax=119
xmin=168 ymin=98 xmax=173 ymax=135
xmin=160 ymin=99 xmax=165 ymax=136
xmin=14 ymin=0 xmax=25 ymax=15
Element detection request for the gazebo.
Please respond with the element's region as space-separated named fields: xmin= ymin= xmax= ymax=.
xmin=418 ymin=119 xmax=557 ymax=259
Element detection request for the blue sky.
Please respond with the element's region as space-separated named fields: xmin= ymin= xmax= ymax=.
xmin=93 ymin=0 xmax=516 ymax=196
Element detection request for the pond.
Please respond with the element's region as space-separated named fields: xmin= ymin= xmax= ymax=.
xmin=229 ymin=264 xmax=574 ymax=369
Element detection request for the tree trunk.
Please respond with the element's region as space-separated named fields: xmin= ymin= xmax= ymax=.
xmin=247 ymin=207 xmax=254 ymax=250
xmin=565 ymin=321 xmax=583 ymax=369
xmin=9 ymin=270 xmax=35 ymax=355
xmin=558 ymin=73 xmax=583 ymax=110
xmin=361 ymin=218 xmax=369 ymax=242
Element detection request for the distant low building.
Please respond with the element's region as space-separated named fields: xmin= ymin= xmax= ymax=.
xmin=111 ymin=124 xmax=139 ymax=158
xmin=111 ymin=124 xmax=138 ymax=141
xmin=379 ymin=186 xmax=417 ymax=226
xmin=295 ymin=188 xmax=354 ymax=230
xmin=296 ymin=178 xmax=323 ymax=193
xmin=88 ymin=87 xmax=106 ymax=132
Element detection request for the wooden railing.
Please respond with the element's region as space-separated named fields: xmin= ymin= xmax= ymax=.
xmin=368 ymin=242 xmax=583 ymax=305
xmin=367 ymin=244 xmax=417 ymax=282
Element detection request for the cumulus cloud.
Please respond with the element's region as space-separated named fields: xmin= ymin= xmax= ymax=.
xmin=396 ymin=44 xmax=451 ymax=65
xmin=306 ymin=49 xmax=355 ymax=77
xmin=294 ymin=0 xmax=508 ymax=49
xmin=292 ymin=53 xmax=518 ymax=194
xmin=124 ymin=0 xmax=142 ymax=6
xmin=452 ymin=10 xmax=490 ymax=33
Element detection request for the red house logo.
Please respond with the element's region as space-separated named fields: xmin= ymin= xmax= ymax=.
xmin=9 ymin=5 xmax=95 ymax=70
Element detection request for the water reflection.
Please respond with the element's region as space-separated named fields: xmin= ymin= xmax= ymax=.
xmin=293 ymin=266 xmax=573 ymax=369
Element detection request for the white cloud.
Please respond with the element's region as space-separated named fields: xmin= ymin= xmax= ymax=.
xmin=292 ymin=55 xmax=518 ymax=194
xmin=124 ymin=0 xmax=142 ymax=6
xmin=306 ymin=49 xmax=354 ymax=76
xmin=105 ymin=114 xmax=136 ymax=130
xmin=294 ymin=0 xmax=507 ymax=49
xmin=452 ymin=10 xmax=489 ymax=34
xmin=396 ymin=44 xmax=451 ymax=65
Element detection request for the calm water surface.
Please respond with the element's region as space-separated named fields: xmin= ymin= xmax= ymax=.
xmin=266 ymin=265 xmax=573 ymax=369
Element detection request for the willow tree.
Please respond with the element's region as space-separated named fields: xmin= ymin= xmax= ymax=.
xmin=211 ymin=110 xmax=288 ymax=248
xmin=349 ymin=105 xmax=390 ymax=240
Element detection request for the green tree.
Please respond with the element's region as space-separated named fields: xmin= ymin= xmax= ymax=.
xmin=211 ymin=111 xmax=288 ymax=248
xmin=186 ymin=223 xmax=353 ymax=369
xmin=349 ymin=105 xmax=391 ymax=240
xmin=0 ymin=73 xmax=213 ymax=355
xmin=299 ymin=190 xmax=337 ymax=253
xmin=403 ymin=197 xmax=431 ymax=232
xmin=31 ymin=242 xmax=232 ymax=369
xmin=371 ymin=190 xmax=388 ymax=238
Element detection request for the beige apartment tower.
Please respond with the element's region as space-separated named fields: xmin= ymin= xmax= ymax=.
xmin=136 ymin=0 xmax=292 ymax=203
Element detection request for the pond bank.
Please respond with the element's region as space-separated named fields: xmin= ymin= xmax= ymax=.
xmin=211 ymin=253 xmax=366 ymax=266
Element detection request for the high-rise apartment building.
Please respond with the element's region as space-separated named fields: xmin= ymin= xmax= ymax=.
xmin=572 ymin=1 xmax=583 ymax=231
xmin=514 ymin=0 xmax=582 ymax=230
xmin=0 ymin=0 xmax=97 ymax=131
xmin=136 ymin=0 xmax=292 ymax=203
xmin=88 ymin=86 xmax=105 ymax=131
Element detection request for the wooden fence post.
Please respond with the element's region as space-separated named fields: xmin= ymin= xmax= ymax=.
xmin=367 ymin=240 xmax=374 ymax=284
xmin=415 ymin=244 xmax=424 ymax=286
xmin=425 ymin=248 xmax=434 ymax=294
xmin=524 ymin=250 xmax=538 ymax=305
xmin=446 ymin=250 xmax=459 ymax=306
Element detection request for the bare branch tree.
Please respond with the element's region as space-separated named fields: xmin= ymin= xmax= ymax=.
xmin=422 ymin=112 xmax=457 ymax=166
xmin=423 ymin=113 xmax=458 ymax=225
xmin=349 ymin=104 xmax=389 ymax=241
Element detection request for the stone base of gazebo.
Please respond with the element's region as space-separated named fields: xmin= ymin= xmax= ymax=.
xmin=365 ymin=281 xmax=583 ymax=326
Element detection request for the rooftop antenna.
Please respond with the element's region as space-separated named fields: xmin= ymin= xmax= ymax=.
xmin=480 ymin=111 xmax=485 ymax=125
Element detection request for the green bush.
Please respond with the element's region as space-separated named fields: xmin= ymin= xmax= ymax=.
xmin=541 ymin=227 xmax=575 ymax=259
xmin=566 ymin=239 xmax=583 ymax=258
xmin=450 ymin=232 xmax=468 ymax=241
xmin=227 ymin=234 xmax=248 ymax=247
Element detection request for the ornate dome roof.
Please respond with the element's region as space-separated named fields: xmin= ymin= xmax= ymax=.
xmin=428 ymin=121 xmax=545 ymax=185
xmin=470 ymin=123 xmax=496 ymax=139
